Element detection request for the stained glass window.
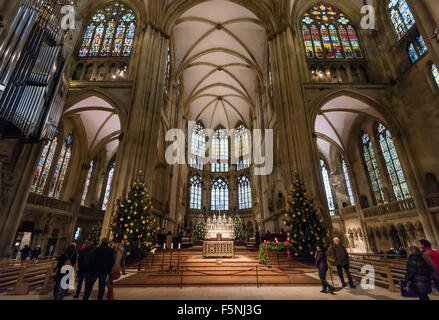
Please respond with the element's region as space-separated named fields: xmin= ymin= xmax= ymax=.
xmin=415 ymin=35 xmax=428 ymax=56
xmin=407 ymin=42 xmax=419 ymax=63
xmin=377 ymin=124 xmax=411 ymax=200
xmin=79 ymin=2 xmax=136 ymax=57
xmin=102 ymin=161 xmax=115 ymax=210
xmin=212 ymin=129 xmax=229 ymax=173
xmin=47 ymin=133 xmax=73 ymax=199
xmin=432 ymin=64 xmax=439 ymax=88
xmin=301 ymin=3 xmax=363 ymax=59
xmin=234 ymin=124 xmax=250 ymax=171
xmin=388 ymin=0 xmax=415 ymax=39
xmin=320 ymin=159 xmax=336 ymax=216
xmin=238 ymin=176 xmax=252 ymax=210
xmin=211 ymin=178 xmax=229 ymax=211
xmin=190 ymin=123 xmax=205 ymax=170
xmin=31 ymin=137 xmax=58 ymax=194
xmin=341 ymin=157 xmax=355 ymax=205
xmin=81 ymin=160 xmax=94 ymax=206
xmin=361 ymin=132 xmax=386 ymax=204
xmin=388 ymin=0 xmax=427 ymax=63
xmin=190 ymin=175 xmax=202 ymax=210
xmin=406 ymin=35 xmax=427 ymax=63
xmin=74 ymin=227 xmax=81 ymax=240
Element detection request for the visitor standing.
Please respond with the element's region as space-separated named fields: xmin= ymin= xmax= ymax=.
xmin=315 ymin=243 xmax=334 ymax=293
xmin=19 ymin=245 xmax=31 ymax=262
xmin=73 ymin=240 xmax=95 ymax=299
xmin=107 ymin=242 xmax=124 ymax=300
xmin=419 ymin=239 xmax=439 ymax=292
xmin=30 ymin=246 xmax=41 ymax=260
xmin=405 ymin=246 xmax=432 ymax=300
xmin=83 ymin=238 xmax=115 ymax=300
xmin=53 ymin=244 xmax=77 ymax=300
xmin=330 ymin=237 xmax=355 ymax=288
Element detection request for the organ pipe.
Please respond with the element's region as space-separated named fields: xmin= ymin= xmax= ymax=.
xmin=0 ymin=0 xmax=74 ymax=141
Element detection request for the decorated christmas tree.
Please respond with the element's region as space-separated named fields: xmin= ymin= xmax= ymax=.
xmin=193 ymin=213 xmax=207 ymax=240
xmin=87 ymin=222 xmax=102 ymax=244
xmin=233 ymin=212 xmax=244 ymax=240
xmin=284 ymin=175 xmax=328 ymax=257
xmin=111 ymin=175 xmax=159 ymax=259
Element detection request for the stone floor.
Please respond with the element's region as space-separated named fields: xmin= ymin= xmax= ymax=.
xmin=1 ymin=269 xmax=438 ymax=300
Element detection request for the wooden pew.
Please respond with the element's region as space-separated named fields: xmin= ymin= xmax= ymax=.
xmin=328 ymin=254 xmax=407 ymax=292
xmin=0 ymin=258 xmax=58 ymax=295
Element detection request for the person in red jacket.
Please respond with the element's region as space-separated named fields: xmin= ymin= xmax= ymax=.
xmin=419 ymin=239 xmax=439 ymax=292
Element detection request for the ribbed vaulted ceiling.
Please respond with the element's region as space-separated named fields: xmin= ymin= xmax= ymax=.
xmin=173 ymin=0 xmax=265 ymax=129
xmin=315 ymin=96 xmax=385 ymax=159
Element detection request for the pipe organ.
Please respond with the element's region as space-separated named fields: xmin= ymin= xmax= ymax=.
xmin=0 ymin=0 xmax=75 ymax=141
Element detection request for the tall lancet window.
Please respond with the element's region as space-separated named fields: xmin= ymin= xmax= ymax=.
xmin=432 ymin=64 xmax=439 ymax=88
xmin=377 ymin=124 xmax=411 ymax=200
xmin=301 ymin=3 xmax=363 ymax=59
xmin=212 ymin=129 xmax=229 ymax=173
xmin=211 ymin=178 xmax=229 ymax=211
xmin=81 ymin=160 xmax=94 ymax=206
xmin=361 ymin=132 xmax=385 ymax=204
xmin=320 ymin=159 xmax=336 ymax=216
xmin=79 ymin=2 xmax=136 ymax=57
xmin=388 ymin=0 xmax=427 ymax=63
xmin=388 ymin=0 xmax=415 ymax=40
xmin=234 ymin=124 xmax=250 ymax=171
xmin=102 ymin=161 xmax=116 ymax=210
xmin=238 ymin=176 xmax=252 ymax=210
xmin=190 ymin=175 xmax=202 ymax=210
xmin=48 ymin=133 xmax=73 ymax=199
xmin=190 ymin=122 xmax=205 ymax=170
xmin=31 ymin=136 xmax=58 ymax=194
xmin=341 ymin=157 xmax=355 ymax=205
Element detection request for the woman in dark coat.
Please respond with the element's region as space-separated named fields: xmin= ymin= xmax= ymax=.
xmin=315 ymin=243 xmax=334 ymax=293
xmin=405 ymin=246 xmax=432 ymax=300
xmin=53 ymin=244 xmax=77 ymax=300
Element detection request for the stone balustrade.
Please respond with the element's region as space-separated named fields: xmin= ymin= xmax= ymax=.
xmin=425 ymin=193 xmax=439 ymax=208
xmin=78 ymin=206 xmax=105 ymax=220
xmin=306 ymin=61 xmax=370 ymax=83
xmin=27 ymin=193 xmax=104 ymax=220
xmin=339 ymin=205 xmax=357 ymax=218
xmin=27 ymin=192 xmax=72 ymax=213
xmin=71 ymin=57 xmax=131 ymax=82
xmin=363 ymin=198 xmax=416 ymax=218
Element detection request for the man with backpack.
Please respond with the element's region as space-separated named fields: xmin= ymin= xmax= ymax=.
xmin=83 ymin=238 xmax=115 ymax=300
xmin=73 ymin=240 xmax=95 ymax=299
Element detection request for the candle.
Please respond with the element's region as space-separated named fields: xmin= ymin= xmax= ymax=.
xmin=171 ymin=243 xmax=174 ymax=250
xmin=178 ymin=243 xmax=181 ymax=250
xmin=163 ymin=243 xmax=166 ymax=250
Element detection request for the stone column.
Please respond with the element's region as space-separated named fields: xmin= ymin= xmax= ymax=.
xmin=0 ymin=142 xmax=43 ymax=258
xmin=65 ymin=162 xmax=91 ymax=244
xmin=268 ymin=27 xmax=330 ymax=228
xmin=100 ymin=21 xmax=171 ymax=239
xmin=344 ymin=156 xmax=372 ymax=252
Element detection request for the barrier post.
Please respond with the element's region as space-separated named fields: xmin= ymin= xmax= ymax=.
xmin=256 ymin=265 xmax=259 ymax=288
xmin=9 ymin=265 xmax=30 ymax=295
xmin=38 ymin=263 xmax=55 ymax=295
xmin=386 ymin=265 xmax=398 ymax=292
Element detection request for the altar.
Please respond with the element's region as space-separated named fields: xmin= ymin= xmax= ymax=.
xmin=206 ymin=213 xmax=234 ymax=239
xmin=203 ymin=213 xmax=235 ymax=258
xmin=203 ymin=240 xmax=234 ymax=258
